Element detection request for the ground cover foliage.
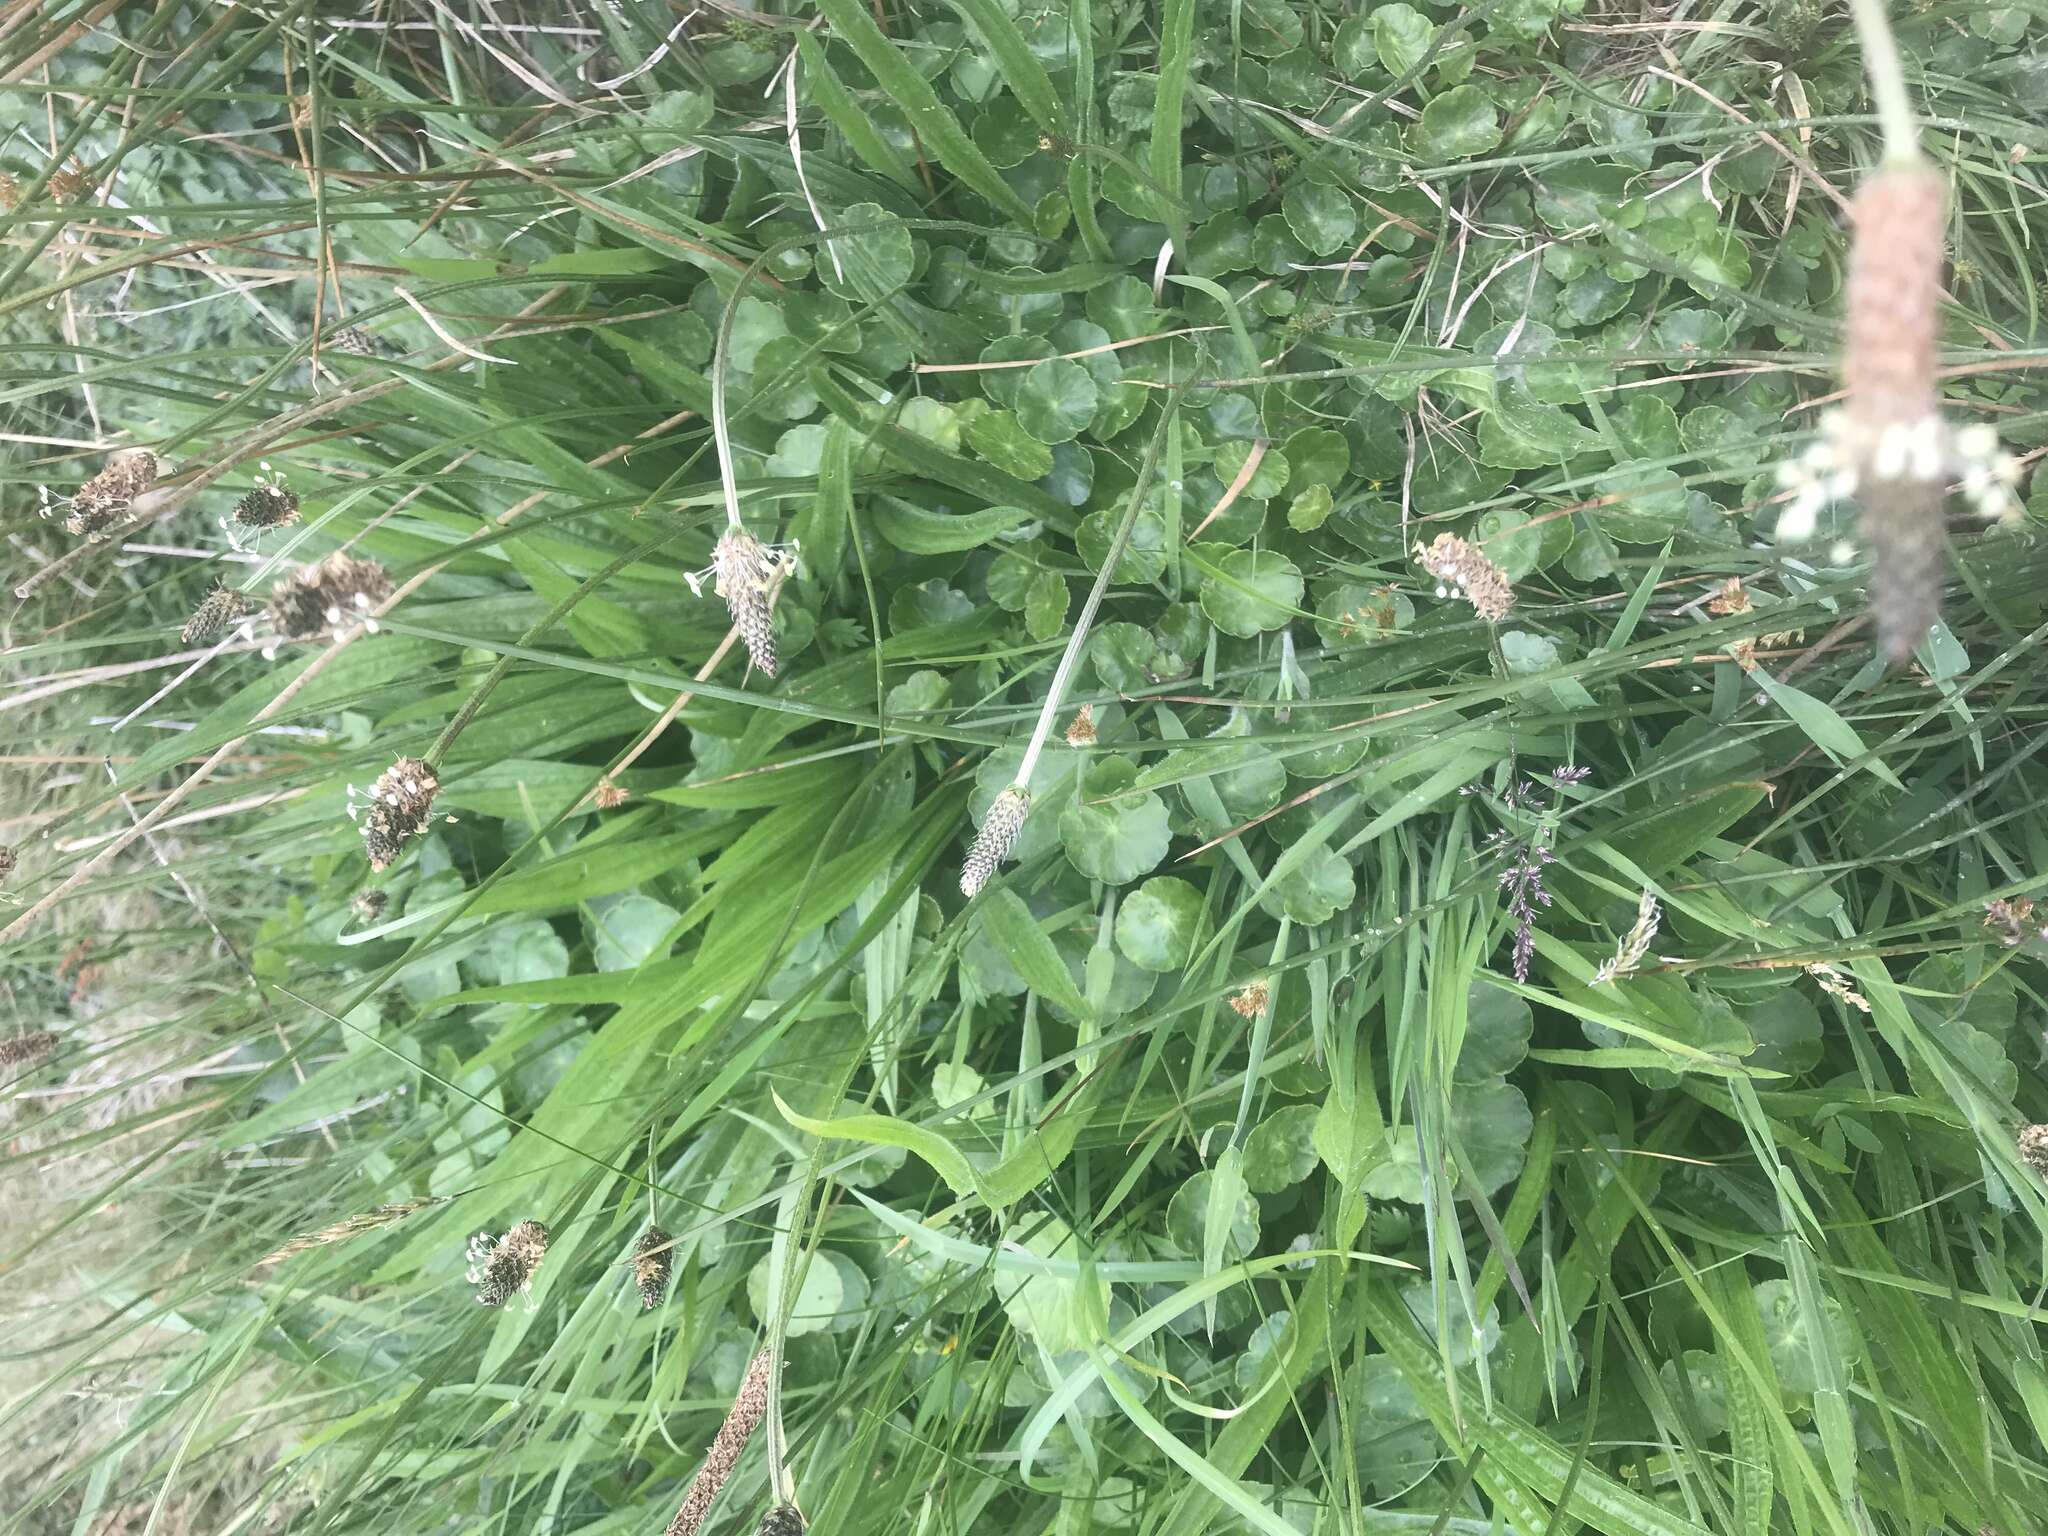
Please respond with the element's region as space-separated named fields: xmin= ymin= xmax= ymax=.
xmin=5 ymin=1 xmax=2048 ymax=1533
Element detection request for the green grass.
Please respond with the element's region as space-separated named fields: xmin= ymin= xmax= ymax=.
xmin=4 ymin=2 xmax=2048 ymax=1535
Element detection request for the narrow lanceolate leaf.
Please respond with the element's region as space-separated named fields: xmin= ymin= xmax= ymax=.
xmin=1151 ymin=0 xmax=1198 ymax=220
xmin=814 ymin=0 xmax=1035 ymax=224
xmin=1359 ymin=1281 xmax=1716 ymax=1536
xmin=938 ymin=0 xmax=1063 ymax=133
xmin=794 ymin=33 xmax=920 ymax=193
xmin=773 ymin=1090 xmax=976 ymax=1198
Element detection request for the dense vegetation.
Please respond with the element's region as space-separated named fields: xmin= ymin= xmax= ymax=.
xmin=5 ymin=2 xmax=2048 ymax=1534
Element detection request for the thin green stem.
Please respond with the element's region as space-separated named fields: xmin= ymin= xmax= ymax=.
xmin=1847 ymin=0 xmax=1923 ymax=165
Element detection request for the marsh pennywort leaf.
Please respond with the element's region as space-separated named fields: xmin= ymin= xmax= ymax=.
xmin=1371 ymin=2 xmax=1436 ymax=74
xmin=1016 ymin=358 xmax=1099 ymax=444
xmin=1078 ymin=499 xmax=1170 ymax=583
xmin=1282 ymin=181 xmax=1356 ymax=258
xmin=1455 ymin=983 xmax=1534 ymax=1082
xmin=967 ymin=408 xmax=1056 ymax=479
xmin=818 ymin=203 xmax=913 ymax=304
xmin=1259 ymin=844 xmax=1356 ymax=925
xmin=1314 ymin=582 xmax=1412 ymax=647
xmin=1474 ymin=507 xmax=1548 ymax=580
xmin=747 ymin=1247 xmax=844 ymax=1336
xmin=1114 ymin=876 xmax=1202 ymax=971
xmin=1753 ymin=1280 xmax=1861 ymax=1397
xmin=1282 ymin=426 xmax=1350 ymax=488
xmin=1000 ymin=1215 xmax=1109 ymax=1354
xmin=1166 ymin=1166 xmax=1260 ymax=1258
xmin=1024 ymin=569 xmax=1070 ymax=641
xmin=1287 ymin=484 xmax=1334 ymax=531
xmin=1196 ymin=547 xmax=1304 ymax=636
xmin=1060 ymin=756 xmax=1171 ymax=885
xmin=1408 ymin=84 xmax=1502 ymax=160
xmin=1214 ymin=439 xmax=1291 ymax=500
xmin=1243 ymin=1104 xmax=1320 ymax=1193
xmin=1360 ymin=1079 xmax=1533 ymax=1202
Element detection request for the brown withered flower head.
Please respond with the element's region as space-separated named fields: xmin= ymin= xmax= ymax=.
xmin=57 ymin=449 xmax=159 ymax=539
xmin=593 ymin=780 xmax=630 ymax=811
xmin=467 ymin=1219 xmax=549 ymax=1307
xmin=231 ymin=468 xmax=301 ymax=532
xmin=1414 ymin=533 xmax=1514 ymax=622
xmin=961 ymin=786 xmax=1031 ymax=898
xmin=352 ymin=757 xmax=439 ymax=871
xmin=1983 ymin=896 xmax=2037 ymax=948
xmin=663 ymin=1349 xmax=773 ymax=1536
xmin=1228 ymin=981 xmax=1271 ymax=1019
xmin=0 ymin=844 xmax=15 ymax=884
xmin=755 ymin=1507 xmax=807 ymax=1536
xmin=634 ymin=1225 xmax=674 ymax=1310
xmin=2 ymin=1030 xmax=59 ymax=1070
xmin=1065 ymin=705 xmax=1097 ymax=747
xmin=182 ymin=582 xmax=251 ymax=646
xmin=2019 ymin=1123 xmax=2048 ymax=1178
xmin=1776 ymin=166 xmax=2021 ymax=661
xmin=265 ymin=552 xmax=393 ymax=648
xmin=352 ymin=888 xmax=388 ymax=925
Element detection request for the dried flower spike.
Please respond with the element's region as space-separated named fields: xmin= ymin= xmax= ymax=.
xmin=1414 ymin=533 xmax=1514 ymax=622
xmin=634 ymin=1225 xmax=674 ymax=1310
xmin=1065 ymin=705 xmax=1097 ymax=747
xmin=354 ymin=757 xmax=440 ymax=871
xmin=1983 ymin=896 xmax=2036 ymax=947
xmin=1 ymin=1030 xmax=58 ymax=1070
xmin=328 ymin=326 xmax=379 ymax=356
xmin=467 ymin=1219 xmax=549 ymax=1306
xmin=63 ymin=449 xmax=159 ymax=539
xmin=263 ymin=1197 xmax=438 ymax=1264
xmin=352 ymin=888 xmax=388 ymax=924
xmin=713 ymin=529 xmax=781 ymax=678
xmin=1228 ymin=980 xmax=1270 ymax=1019
xmin=2019 ymin=1124 xmax=2048 ymax=1178
xmin=664 ymin=1349 xmax=774 ymax=1536
xmin=755 ymin=1507 xmax=807 ymax=1536
xmin=0 ymin=844 xmax=15 ymax=884
xmin=266 ymin=552 xmax=394 ymax=646
xmin=182 ymin=582 xmax=251 ymax=646
xmin=232 ymin=480 xmax=301 ymax=531
xmin=961 ymin=785 xmax=1031 ymax=897
xmin=594 ymin=780 xmax=630 ymax=810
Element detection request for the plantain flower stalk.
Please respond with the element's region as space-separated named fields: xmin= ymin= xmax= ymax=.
xmin=663 ymin=1349 xmax=773 ymax=1536
xmin=1775 ymin=0 xmax=2021 ymax=661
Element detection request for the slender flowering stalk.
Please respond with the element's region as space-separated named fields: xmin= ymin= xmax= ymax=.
xmin=664 ymin=1349 xmax=774 ymax=1536
xmin=959 ymin=402 xmax=1183 ymax=896
xmin=262 ymin=1197 xmax=441 ymax=1264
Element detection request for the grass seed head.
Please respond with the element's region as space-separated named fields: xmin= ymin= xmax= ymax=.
xmin=633 ymin=1225 xmax=674 ymax=1309
xmin=663 ymin=1349 xmax=773 ymax=1536
xmin=961 ymin=785 xmax=1031 ymax=897
xmin=64 ymin=449 xmax=159 ymax=538
xmin=2 ymin=1030 xmax=59 ymax=1070
xmin=358 ymin=757 xmax=439 ymax=871
xmin=2019 ymin=1124 xmax=2048 ymax=1178
xmin=755 ymin=1507 xmax=807 ymax=1536
xmin=1064 ymin=705 xmax=1097 ymax=747
xmin=713 ymin=529 xmax=781 ymax=678
xmin=266 ymin=553 xmax=393 ymax=643
xmin=594 ymin=780 xmax=630 ymax=810
xmin=1414 ymin=533 xmax=1514 ymax=622
xmin=182 ymin=582 xmax=251 ymax=646
xmin=468 ymin=1219 xmax=549 ymax=1306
